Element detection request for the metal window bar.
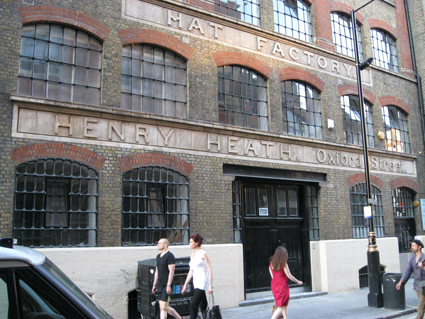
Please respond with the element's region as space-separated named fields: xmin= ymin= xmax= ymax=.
xmin=281 ymin=80 xmax=322 ymax=138
xmin=121 ymin=44 xmax=187 ymax=118
xmin=218 ymin=65 xmax=269 ymax=130
xmin=307 ymin=185 xmax=320 ymax=241
xmin=232 ymin=180 xmax=242 ymax=243
xmin=341 ymin=95 xmax=375 ymax=147
xmin=382 ymin=105 xmax=411 ymax=153
xmin=392 ymin=188 xmax=414 ymax=218
xmin=331 ymin=12 xmax=363 ymax=59
xmin=13 ymin=159 xmax=99 ymax=248
xmin=122 ymin=166 xmax=190 ymax=246
xmin=371 ymin=29 xmax=399 ymax=72
xmin=350 ymin=183 xmax=384 ymax=239
xmin=18 ymin=24 xmax=102 ymax=106
xmin=214 ymin=0 xmax=261 ymax=26
xmin=273 ymin=0 xmax=312 ymax=42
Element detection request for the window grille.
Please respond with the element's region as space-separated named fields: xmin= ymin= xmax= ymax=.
xmin=350 ymin=183 xmax=384 ymax=239
xmin=307 ymin=185 xmax=319 ymax=241
xmin=281 ymin=81 xmax=322 ymax=138
xmin=392 ymin=188 xmax=414 ymax=218
xmin=331 ymin=12 xmax=363 ymax=59
xmin=371 ymin=29 xmax=398 ymax=72
xmin=122 ymin=166 xmax=189 ymax=246
xmin=218 ymin=65 xmax=268 ymax=130
xmin=13 ymin=159 xmax=98 ymax=247
xmin=214 ymin=0 xmax=260 ymax=26
xmin=273 ymin=0 xmax=312 ymax=42
xmin=18 ymin=24 xmax=102 ymax=105
xmin=121 ymin=45 xmax=187 ymax=118
xmin=382 ymin=105 xmax=410 ymax=153
xmin=341 ymin=95 xmax=374 ymax=147
xmin=232 ymin=180 xmax=242 ymax=243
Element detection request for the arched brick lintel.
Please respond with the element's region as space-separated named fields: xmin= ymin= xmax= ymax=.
xmin=118 ymin=29 xmax=194 ymax=60
xmin=337 ymin=84 xmax=376 ymax=105
xmin=329 ymin=2 xmax=365 ymax=25
xmin=368 ymin=19 xmax=398 ymax=40
xmin=18 ymin=6 xmax=111 ymax=41
xmin=118 ymin=153 xmax=193 ymax=177
xmin=212 ymin=52 xmax=273 ymax=79
xmin=389 ymin=177 xmax=418 ymax=193
xmin=379 ymin=95 xmax=411 ymax=115
xmin=279 ymin=68 xmax=325 ymax=92
xmin=10 ymin=143 xmax=106 ymax=171
xmin=346 ymin=173 xmax=384 ymax=190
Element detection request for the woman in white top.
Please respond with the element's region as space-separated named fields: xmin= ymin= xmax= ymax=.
xmin=182 ymin=234 xmax=213 ymax=319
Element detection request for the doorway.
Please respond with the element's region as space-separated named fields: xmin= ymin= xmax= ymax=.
xmin=238 ymin=180 xmax=312 ymax=292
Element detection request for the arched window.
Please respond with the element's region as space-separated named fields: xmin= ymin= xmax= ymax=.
xmin=350 ymin=183 xmax=384 ymax=239
xmin=214 ymin=0 xmax=260 ymax=26
xmin=18 ymin=24 xmax=102 ymax=105
xmin=382 ymin=105 xmax=410 ymax=153
xmin=371 ymin=29 xmax=398 ymax=72
xmin=122 ymin=166 xmax=189 ymax=246
xmin=273 ymin=0 xmax=312 ymax=42
xmin=393 ymin=188 xmax=415 ymax=253
xmin=13 ymin=159 xmax=98 ymax=247
xmin=341 ymin=95 xmax=374 ymax=147
xmin=281 ymin=81 xmax=322 ymax=138
xmin=218 ymin=65 xmax=268 ymax=130
xmin=331 ymin=12 xmax=363 ymax=59
xmin=121 ymin=45 xmax=187 ymax=117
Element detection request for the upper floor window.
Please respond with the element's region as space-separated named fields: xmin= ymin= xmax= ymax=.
xmin=281 ymin=81 xmax=322 ymax=138
xmin=341 ymin=95 xmax=374 ymax=147
xmin=382 ymin=105 xmax=410 ymax=153
xmin=121 ymin=45 xmax=187 ymax=118
xmin=18 ymin=24 xmax=102 ymax=106
xmin=331 ymin=12 xmax=363 ymax=59
xmin=371 ymin=29 xmax=398 ymax=72
xmin=13 ymin=159 xmax=98 ymax=247
xmin=273 ymin=0 xmax=312 ymax=42
xmin=122 ymin=166 xmax=189 ymax=246
xmin=350 ymin=183 xmax=384 ymax=239
xmin=218 ymin=66 xmax=268 ymax=130
xmin=214 ymin=0 xmax=260 ymax=26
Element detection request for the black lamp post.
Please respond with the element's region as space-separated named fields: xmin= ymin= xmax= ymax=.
xmin=351 ymin=0 xmax=384 ymax=308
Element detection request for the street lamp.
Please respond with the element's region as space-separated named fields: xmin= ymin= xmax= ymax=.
xmin=351 ymin=0 xmax=384 ymax=308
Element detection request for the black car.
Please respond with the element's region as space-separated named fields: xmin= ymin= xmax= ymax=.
xmin=0 ymin=237 xmax=113 ymax=319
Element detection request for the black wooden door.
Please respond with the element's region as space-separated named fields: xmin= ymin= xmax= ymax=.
xmin=242 ymin=182 xmax=306 ymax=292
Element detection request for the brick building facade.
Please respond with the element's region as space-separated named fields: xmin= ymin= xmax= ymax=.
xmin=1 ymin=0 xmax=424 ymax=317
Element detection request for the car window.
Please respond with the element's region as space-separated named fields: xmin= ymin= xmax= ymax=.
xmin=0 ymin=275 xmax=9 ymax=319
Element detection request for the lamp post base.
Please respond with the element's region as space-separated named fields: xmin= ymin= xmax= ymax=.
xmin=367 ymin=249 xmax=384 ymax=308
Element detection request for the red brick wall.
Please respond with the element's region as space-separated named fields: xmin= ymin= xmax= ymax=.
xmin=346 ymin=173 xmax=383 ymax=189
xmin=379 ymin=95 xmax=411 ymax=114
xmin=315 ymin=0 xmax=335 ymax=51
xmin=117 ymin=153 xmax=193 ymax=176
xmin=329 ymin=2 xmax=365 ymax=25
xmin=279 ymin=67 xmax=325 ymax=92
xmin=389 ymin=177 xmax=418 ymax=192
xmin=337 ymin=84 xmax=376 ymax=105
xmin=212 ymin=51 xmax=272 ymax=79
xmin=10 ymin=143 xmax=106 ymax=171
xmin=118 ymin=29 xmax=194 ymax=60
xmin=18 ymin=6 xmax=110 ymax=40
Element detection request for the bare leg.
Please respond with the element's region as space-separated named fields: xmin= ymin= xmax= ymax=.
xmin=271 ymin=306 xmax=283 ymax=319
xmin=281 ymin=306 xmax=288 ymax=319
xmin=159 ymin=300 xmax=182 ymax=319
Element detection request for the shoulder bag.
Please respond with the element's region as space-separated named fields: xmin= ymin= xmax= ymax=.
xmin=206 ymin=293 xmax=222 ymax=319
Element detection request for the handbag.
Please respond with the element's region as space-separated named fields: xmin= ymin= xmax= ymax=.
xmin=205 ymin=293 xmax=222 ymax=319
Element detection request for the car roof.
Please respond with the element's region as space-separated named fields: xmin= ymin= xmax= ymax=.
xmin=0 ymin=245 xmax=46 ymax=266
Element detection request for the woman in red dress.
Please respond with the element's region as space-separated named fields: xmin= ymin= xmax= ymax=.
xmin=269 ymin=246 xmax=303 ymax=319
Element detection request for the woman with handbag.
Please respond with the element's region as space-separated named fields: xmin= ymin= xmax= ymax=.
xmin=182 ymin=234 xmax=213 ymax=319
xmin=270 ymin=246 xmax=303 ymax=319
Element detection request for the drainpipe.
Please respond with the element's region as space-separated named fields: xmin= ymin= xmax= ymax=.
xmin=404 ymin=0 xmax=425 ymax=142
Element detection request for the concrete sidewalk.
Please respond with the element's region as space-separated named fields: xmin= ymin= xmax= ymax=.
xmin=220 ymin=279 xmax=418 ymax=319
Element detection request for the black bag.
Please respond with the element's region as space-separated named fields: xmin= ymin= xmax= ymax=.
xmin=206 ymin=293 xmax=222 ymax=319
